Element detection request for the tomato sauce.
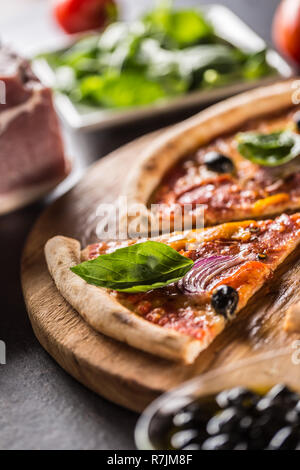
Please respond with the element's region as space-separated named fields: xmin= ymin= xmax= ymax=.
xmin=83 ymin=213 xmax=300 ymax=339
xmin=151 ymin=107 xmax=300 ymax=225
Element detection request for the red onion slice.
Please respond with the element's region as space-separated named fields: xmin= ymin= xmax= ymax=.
xmin=178 ymin=255 xmax=244 ymax=294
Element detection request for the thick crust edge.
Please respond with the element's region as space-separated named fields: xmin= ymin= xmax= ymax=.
xmin=44 ymin=235 xmax=204 ymax=364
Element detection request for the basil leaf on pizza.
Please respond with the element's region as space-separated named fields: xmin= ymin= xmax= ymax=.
xmin=236 ymin=130 xmax=300 ymax=166
xmin=71 ymin=240 xmax=194 ymax=292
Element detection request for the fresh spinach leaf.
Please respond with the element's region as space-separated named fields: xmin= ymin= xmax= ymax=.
xmin=242 ymin=50 xmax=274 ymax=81
xmin=79 ymin=71 xmax=167 ymax=107
xmin=71 ymin=241 xmax=194 ymax=293
xmin=144 ymin=6 xmax=213 ymax=48
xmin=236 ymin=130 xmax=300 ymax=166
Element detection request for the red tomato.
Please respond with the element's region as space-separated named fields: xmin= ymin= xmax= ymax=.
xmin=272 ymin=0 xmax=300 ymax=66
xmin=53 ymin=0 xmax=117 ymax=34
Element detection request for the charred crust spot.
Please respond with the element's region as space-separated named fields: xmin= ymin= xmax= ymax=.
xmin=112 ymin=312 xmax=133 ymax=327
xmin=144 ymin=161 xmax=158 ymax=172
xmin=165 ymin=142 xmax=177 ymax=151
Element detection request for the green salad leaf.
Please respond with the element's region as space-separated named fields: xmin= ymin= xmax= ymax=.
xmin=79 ymin=71 xmax=167 ymax=107
xmin=71 ymin=241 xmax=194 ymax=293
xmin=144 ymin=4 xmax=213 ymax=48
xmin=236 ymin=130 xmax=300 ymax=166
xmin=242 ymin=50 xmax=274 ymax=81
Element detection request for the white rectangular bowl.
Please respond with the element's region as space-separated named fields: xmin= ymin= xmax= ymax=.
xmin=33 ymin=4 xmax=294 ymax=132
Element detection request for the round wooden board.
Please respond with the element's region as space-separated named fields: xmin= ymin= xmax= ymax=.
xmin=21 ymin=131 xmax=300 ymax=413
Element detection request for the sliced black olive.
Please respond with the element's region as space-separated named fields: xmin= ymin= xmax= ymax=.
xmin=203 ymin=151 xmax=235 ymax=174
xmin=257 ymin=253 xmax=267 ymax=260
xmin=293 ymin=111 xmax=300 ymax=132
xmin=211 ymin=285 xmax=239 ymax=320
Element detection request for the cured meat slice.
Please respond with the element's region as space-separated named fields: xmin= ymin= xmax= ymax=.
xmin=0 ymin=46 xmax=70 ymax=214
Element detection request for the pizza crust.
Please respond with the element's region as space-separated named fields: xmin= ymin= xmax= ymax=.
xmin=284 ymin=302 xmax=300 ymax=333
xmin=44 ymin=235 xmax=204 ymax=364
xmin=123 ymin=79 xmax=298 ymax=233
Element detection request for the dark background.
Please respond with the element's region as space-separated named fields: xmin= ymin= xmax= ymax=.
xmin=0 ymin=0 xmax=282 ymax=450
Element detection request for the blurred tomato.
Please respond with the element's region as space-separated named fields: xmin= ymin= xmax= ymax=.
xmin=53 ymin=0 xmax=117 ymax=34
xmin=272 ymin=0 xmax=300 ymax=66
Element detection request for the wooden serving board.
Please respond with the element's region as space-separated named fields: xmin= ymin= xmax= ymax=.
xmin=21 ymin=131 xmax=300 ymax=413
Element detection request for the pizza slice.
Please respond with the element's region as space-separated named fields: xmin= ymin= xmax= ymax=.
xmin=124 ymin=81 xmax=300 ymax=231
xmin=45 ymin=213 xmax=300 ymax=364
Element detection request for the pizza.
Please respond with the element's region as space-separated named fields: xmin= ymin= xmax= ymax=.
xmin=45 ymin=212 xmax=300 ymax=364
xmin=45 ymin=81 xmax=300 ymax=364
xmin=124 ymin=80 xmax=300 ymax=232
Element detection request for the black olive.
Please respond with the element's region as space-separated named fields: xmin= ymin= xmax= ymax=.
xmin=182 ymin=443 xmax=202 ymax=450
xmin=294 ymin=111 xmax=300 ymax=132
xmin=184 ymin=400 xmax=216 ymax=423
xmin=157 ymin=385 xmax=300 ymax=450
xmin=239 ymin=415 xmax=253 ymax=431
xmin=172 ymin=411 xmax=194 ymax=427
xmin=285 ymin=409 xmax=299 ymax=425
xmin=206 ymin=407 xmax=243 ymax=435
xmin=233 ymin=441 xmax=248 ymax=450
xmin=202 ymin=433 xmax=239 ymax=450
xmin=216 ymin=387 xmax=259 ymax=408
xmin=203 ymin=151 xmax=235 ymax=173
xmin=257 ymin=253 xmax=267 ymax=260
xmin=266 ymin=384 xmax=299 ymax=405
xmin=211 ymin=285 xmax=239 ymax=320
xmin=268 ymin=426 xmax=299 ymax=450
xmin=247 ymin=436 xmax=269 ymax=450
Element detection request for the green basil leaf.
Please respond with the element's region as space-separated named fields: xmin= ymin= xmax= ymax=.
xmin=71 ymin=241 xmax=194 ymax=292
xmin=79 ymin=72 xmax=167 ymax=108
xmin=236 ymin=130 xmax=300 ymax=167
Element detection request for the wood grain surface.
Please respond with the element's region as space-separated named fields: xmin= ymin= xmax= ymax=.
xmin=21 ymin=131 xmax=300 ymax=412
